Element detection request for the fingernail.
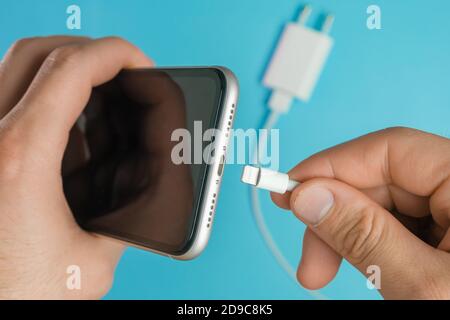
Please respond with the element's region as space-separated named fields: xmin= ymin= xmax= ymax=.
xmin=293 ymin=186 xmax=334 ymax=225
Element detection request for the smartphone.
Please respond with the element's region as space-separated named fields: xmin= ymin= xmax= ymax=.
xmin=62 ymin=67 xmax=238 ymax=260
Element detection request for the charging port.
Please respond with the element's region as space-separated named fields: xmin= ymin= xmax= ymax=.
xmin=217 ymin=155 xmax=225 ymax=176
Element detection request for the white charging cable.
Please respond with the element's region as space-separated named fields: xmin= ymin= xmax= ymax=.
xmin=243 ymin=5 xmax=334 ymax=299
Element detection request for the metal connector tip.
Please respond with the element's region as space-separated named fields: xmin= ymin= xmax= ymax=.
xmin=321 ymin=14 xmax=335 ymax=34
xmin=241 ymin=165 xmax=260 ymax=186
xmin=297 ymin=5 xmax=312 ymax=25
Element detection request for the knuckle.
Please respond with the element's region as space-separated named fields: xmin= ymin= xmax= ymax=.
xmin=44 ymin=45 xmax=83 ymax=70
xmin=330 ymin=205 xmax=385 ymax=266
xmin=103 ymin=35 xmax=127 ymax=43
xmin=102 ymin=36 xmax=143 ymax=56
xmin=383 ymin=126 xmax=419 ymax=137
xmin=6 ymin=37 xmax=40 ymax=58
xmin=104 ymin=36 xmax=133 ymax=48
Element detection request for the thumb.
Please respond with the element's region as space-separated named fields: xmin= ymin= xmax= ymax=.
xmin=290 ymin=178 xmax=444 ymax=299
xmin=8 ymin=37 xmax=152 ymax=161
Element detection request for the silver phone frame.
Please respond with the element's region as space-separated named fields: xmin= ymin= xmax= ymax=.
xmin=96 ymin=66 xmax=239 ymax=260
xmin=174 ymin=66 xmax=238 ymax=260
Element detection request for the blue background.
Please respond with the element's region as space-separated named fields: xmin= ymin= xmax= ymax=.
xmin=1 ymin=0 xmax=449 ymax=299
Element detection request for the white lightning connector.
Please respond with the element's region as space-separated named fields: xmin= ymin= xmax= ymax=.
xmin=241 ymin=165 xmax=299 ymax=194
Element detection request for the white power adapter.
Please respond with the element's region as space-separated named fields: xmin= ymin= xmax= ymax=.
xmin=263 ymin=5 xmax=334 ymax=113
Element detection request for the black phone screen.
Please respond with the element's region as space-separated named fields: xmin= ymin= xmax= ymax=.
xmin=62 ymin=68 xmax=225 ymax=255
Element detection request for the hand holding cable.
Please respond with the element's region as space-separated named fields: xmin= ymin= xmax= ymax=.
xmin=271 ymin=128 xmax=450 ymax=299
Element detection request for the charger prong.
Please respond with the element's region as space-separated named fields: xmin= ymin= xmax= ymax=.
xmin=297 ymin=5 xmax=312 ymax=25
xmin=321 ymin=14 xmax=335 ymax=34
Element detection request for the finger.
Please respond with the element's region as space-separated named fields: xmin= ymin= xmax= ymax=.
xmin=297 ymin=228 xmax=342 ymax=290
xmin=290 ymin=177 xmax=446 ymax=299
xmin=438 ymin=229 xmax=450 ymax=252
xmin=430 ymin=175 xmax=450 ymax=230
xmin=272 ymin=127 xmax=450 ymax=228
xmin=271 ymin=191 xmax=291 ymax=210
xmin=0 ymin=36 xmax=91 ymax=118
xmin=7 ymin=37 xmax=153 ymax=160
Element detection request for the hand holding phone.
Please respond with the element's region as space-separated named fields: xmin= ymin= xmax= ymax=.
xmin=0 ymin=36 xmax=153 ymax=299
